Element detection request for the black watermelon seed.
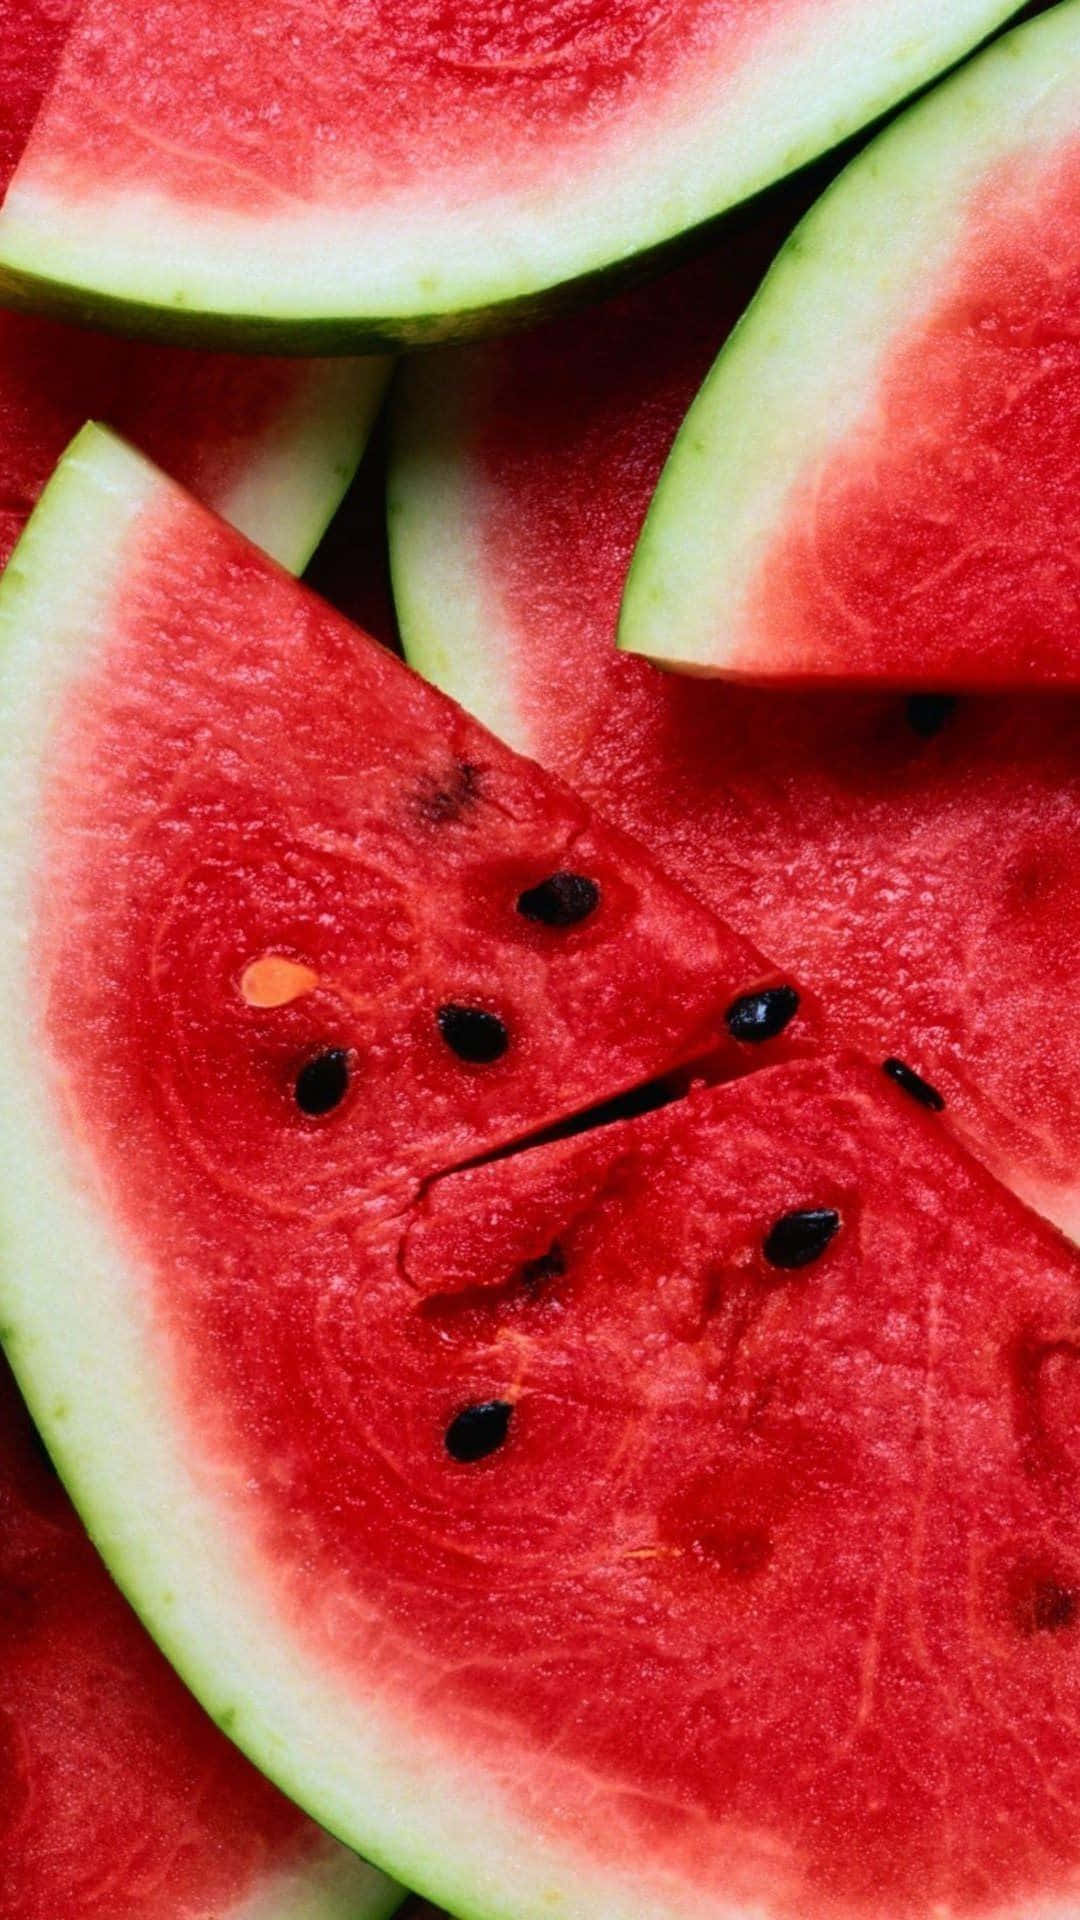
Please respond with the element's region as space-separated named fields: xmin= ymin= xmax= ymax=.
xmin=295 ymin=1048 xmax=350 ymax=1116
xmin=763 ymin=1207 xmax=841 ymax=1271
xmin=445 ymin=1400 xmax=513 ymax=1463
xmin=726 ymin=985 xmax=800 ymax=1044
xmin=517 ymin=872 xmax=600 ymax=928
xmin=906 ymin=694 xmax=958 ymax=739
xmin=437 ymin=1004 xmax=510 ymax=1064
xmin=882 ymin=1057 xmax=945 ymax=1112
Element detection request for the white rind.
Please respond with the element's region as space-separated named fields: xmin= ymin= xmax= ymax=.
xmin=0 ymin=428 xmax=731 ymax=1920
xmin=389 ymin=360 xmax=531 ymax=751
xmin=224 ymin=356 xmax=391 ymax=572
xmin=619 ymin=0 xmax=1080 ymax=675
xmin=0 ymin=0 xmax=1024 ymax=341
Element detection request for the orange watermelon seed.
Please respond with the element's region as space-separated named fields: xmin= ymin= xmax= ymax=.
xmin=240 ymin=955 xmax=319 ymax=1008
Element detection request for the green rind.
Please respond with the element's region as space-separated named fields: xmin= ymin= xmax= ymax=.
xmin=618 ymin=0 xmax=1080 ymax=674
xmin=222 ymin=357 xmax=390 ymax=573
xmin=0 ymin=0 xmax=1025 ymax=348
xmin=0 ymin=427 xmax=718 ymax=1920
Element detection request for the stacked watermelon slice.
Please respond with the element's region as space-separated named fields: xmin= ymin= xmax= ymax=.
xmin=1 ymin=4 xmax=1080 ymax=1920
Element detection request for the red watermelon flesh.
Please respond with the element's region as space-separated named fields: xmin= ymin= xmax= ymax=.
xmin=0 ymin=0 xmax=1022 ymax=344
xmin=0 ymin=304 xmax=353 ymax=572
xmin=742 ymin=140 xmax=1080 ymax=685
xmin=33 ymin=1003 xmax=1080 ymax=1920
xmin=619 ymin=11 xmax=1080 ymax=689
xmin=0 ymin=0 xmax=77 ymax=197
xmin=34 ymin=435 xmax=809 ymax=1239
xmin=0 ymin=1353 xmax=393 ymax=1920
xmin=390 ymin=240 xmax=1080 ymax=1242
xmin=12 ymin=0 xmax=797 ymax=214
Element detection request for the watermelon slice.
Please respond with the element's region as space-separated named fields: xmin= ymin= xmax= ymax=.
xmin=390 ymin=235 xmax=1080 ymax=1241
xmin=0 ymin=0 xmax=1025 ymax=348
xmin=7 ymin=677 xmax=1080 ymax=1920
xmin=0 ymin=425 xmax=815 ymax=1913
xmin=0 ymin=1354 xmax=401 ymax=1920
xmin=620 ymin=0 xmax=1080 ymax=686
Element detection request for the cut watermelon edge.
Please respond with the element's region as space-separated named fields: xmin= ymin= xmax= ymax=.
xmin=617 ymin=0 xmax=1080 ymax=680
xmin=216 ymin=1844 xmax=403 ymax=1920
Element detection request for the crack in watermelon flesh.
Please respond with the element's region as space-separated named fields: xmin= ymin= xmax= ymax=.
xmin=390 ymin=230 xmax=1080 ymax=1242
xmin=0 ymin=1354 xmax=394 ymax=1920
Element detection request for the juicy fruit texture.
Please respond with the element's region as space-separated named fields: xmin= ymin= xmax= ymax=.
xmin=0 ymin=1357 xmax=399 ymax=1920
xmin=13 ymin=427 xmax=809 ymax=1226
xmin=0 ymin=0 xmax=1023 ymax=343
xmin=0 ymin=427 xmax=812 ymax=1920
xmin=376 ymin=1056 xmax=1080 ymax=1918
xmin=390 ymin=236 xmax=1080 ymax=1241
xmin=622 ymin=1 xmax=1080 ymax=685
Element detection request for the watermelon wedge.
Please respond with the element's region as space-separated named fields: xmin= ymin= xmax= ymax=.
xmin=0 ymin=1355 xmax=401 ymax=1920
xmin=0 ymin=0 xmax=1025 ymax=348
xmin=0 ymin=425 xmax=814 ymax=1914
xmin=390 ymin=237 xmax=1080 ymax=1241
xmin=620 ymin=0 xmax=1080 ymax=687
